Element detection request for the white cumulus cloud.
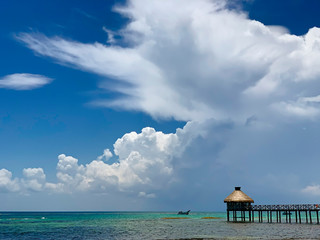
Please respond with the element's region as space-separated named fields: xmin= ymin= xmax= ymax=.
xmin=97 ymin=149 xmax=113 ymax=161
xmin=22 ymin=168 xmax=46 ymax=192
xmin=138 ymin=191 xmax=156 ymax=198
xmin=0 ymin=73 xmax=52 ymax=90
xmin=47 ymin=125 xmax=192 ymax=193
xmin=302 ymin=185 xmax=320 ymax=196
xmin=0 ymin=119 xmax=227 ymax=197
xmin=0 ymin=169 xmax=20 ymax=192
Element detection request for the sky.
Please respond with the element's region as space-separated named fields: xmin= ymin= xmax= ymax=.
xmin=1 ymin=0 xmax=320 ymax=211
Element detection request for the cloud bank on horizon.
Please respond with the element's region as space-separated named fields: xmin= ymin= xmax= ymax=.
xmin=1 ymin=120 xmax=224 ymax=196
xmin=2 ymin=0 xmax=320 ymax=206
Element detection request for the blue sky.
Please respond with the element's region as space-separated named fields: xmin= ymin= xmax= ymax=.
xmin=1 ymin=0 xmax=320 ymax=211
xmin=0 ymin=0 xmax=183 ymax=173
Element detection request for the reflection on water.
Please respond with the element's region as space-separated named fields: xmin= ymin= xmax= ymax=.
xmin=1 ymin=212 xmax=320 ymax=239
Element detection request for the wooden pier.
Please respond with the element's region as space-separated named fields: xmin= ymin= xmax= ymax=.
xmin=227 ymin=204 xmax=320 ymax=224
xmin=225 ymin=187 xmax=320 ymax=224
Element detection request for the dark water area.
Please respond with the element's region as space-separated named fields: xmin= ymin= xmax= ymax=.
xmin=1 ymin=212 xmax=320 ymax=239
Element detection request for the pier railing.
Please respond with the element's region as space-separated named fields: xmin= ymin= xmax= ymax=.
xmin=227 ymin=204 xmax=320 ymax=211
xmin=252 ymin=204 xmax=320 ymax=211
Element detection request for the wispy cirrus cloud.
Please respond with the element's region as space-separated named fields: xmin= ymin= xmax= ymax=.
xmin=16 ymin=0 xmax=320 ymax=122
xmin=74 ymin=8 xmax=97 ymax=21
xmin=102 ymin=26 xmax=117 ymax=44
xmin=0 ymin=73 xmax=52 ymax=90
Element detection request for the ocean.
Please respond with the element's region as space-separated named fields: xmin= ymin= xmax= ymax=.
xmin=1 ymin=211 xmax=320 ymax=239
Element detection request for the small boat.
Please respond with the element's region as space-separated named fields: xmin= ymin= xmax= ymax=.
xmin=178 ymin=210 xmax=190 ymax=215
xmin=282 ymin=212 xmax=292 ymax=215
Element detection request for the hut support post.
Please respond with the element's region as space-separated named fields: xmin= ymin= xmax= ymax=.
xmin=224 ymin=187 xmax=254 ymax=223
xmin=295 ymin=211 xmax=298 ymax=223
xmin=317 ymin=211 xmax=319 ymax=224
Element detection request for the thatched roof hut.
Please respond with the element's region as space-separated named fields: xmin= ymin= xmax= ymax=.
xmin=224 ymin=187 xmax=254 ymax=203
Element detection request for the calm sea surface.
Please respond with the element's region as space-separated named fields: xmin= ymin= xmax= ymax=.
xmin=1 ymin=211 xmax=320 ymax=239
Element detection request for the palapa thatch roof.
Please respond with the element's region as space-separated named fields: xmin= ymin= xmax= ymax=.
xmin=224 ymin=187 xmax=254 ymax=203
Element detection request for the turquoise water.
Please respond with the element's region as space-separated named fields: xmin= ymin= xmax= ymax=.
xmin=1 ymin=211 xmax=320 ymax=239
